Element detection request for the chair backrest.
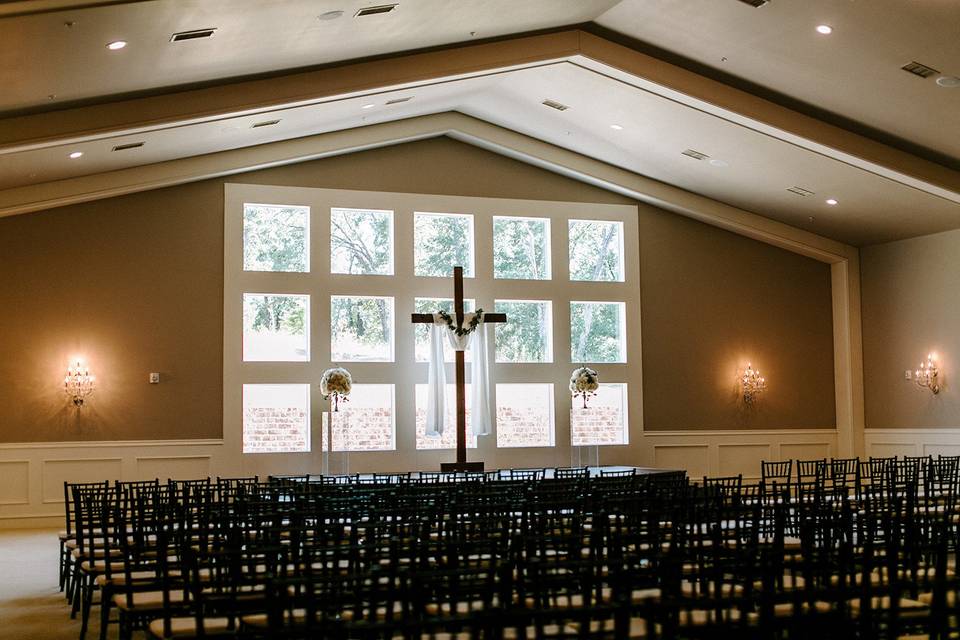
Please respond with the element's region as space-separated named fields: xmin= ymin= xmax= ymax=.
xmin=62 ymin=480 xmax=108 ymax=537
xmin=761 ymin=460 xmax=792 ymax=483
xmin=507 ymin=468 xmax=546 ymax=481
xmin=598 ymin=468 xmax=636 ymax=478
xmin=555 ymin=466 xmax=589 ymax=479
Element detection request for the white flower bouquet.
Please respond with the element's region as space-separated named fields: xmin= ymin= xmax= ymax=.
xmin=320 ymin=367 xmax=352 ymax=412
xmin=570 ymin=366 xmax=600 ymax=409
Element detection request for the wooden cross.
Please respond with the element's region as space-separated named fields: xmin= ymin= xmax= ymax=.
xmin=411 ymin=266 xmax=506 ymax=472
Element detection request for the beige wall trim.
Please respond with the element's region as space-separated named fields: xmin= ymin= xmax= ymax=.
xmin=646 ymin=429 xmax=838 ymax=437
xmin=0 ymin=438 xmax=224 ymax=450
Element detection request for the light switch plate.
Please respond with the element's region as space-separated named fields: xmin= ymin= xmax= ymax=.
xmin=149 ymin=372 xmax=160 ymax=384
xmin=904 ymin=370 xmax=912 ymax=380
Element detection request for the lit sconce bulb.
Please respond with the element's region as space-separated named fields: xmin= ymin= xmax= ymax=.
xmin=912 ymin=352 xmax=941 ymax=394
xmin=741 ymin=362 xmax=767 ymax=405
xmin=64 ymin=359 xmax=96 ymax=407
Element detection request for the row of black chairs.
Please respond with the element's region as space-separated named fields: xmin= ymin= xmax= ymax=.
xmin=57 ymin=461 xmax=960 ymax=639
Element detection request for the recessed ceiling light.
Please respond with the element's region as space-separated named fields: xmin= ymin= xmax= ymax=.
xmin=68 ymin=151 xmax=83 ymax=159
xmin=106 ymin=40 xmax=127 ymax=50
xmin=361 ymin=103 xmax=376 ymax=109
xmin=826 ymin=198 xmax=839 ymax=206
xmin=936 ymin=76 xmax=960 ymax=88
xmin=318 ymin=10 xmax=344 ymax=20
xmin=609 ymin=124 xmax=624 ymax=130
xmin=815 ymin=25 xmax=833 ymax=35
xmin=708 ymin=159 xmax=729 ymax=167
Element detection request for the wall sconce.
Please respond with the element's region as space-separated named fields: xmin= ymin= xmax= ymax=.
xmin=65 ymin=359 xmax=95 ymax=406
xmin=913 ymin=353 xmax=941 ymax=394
xmin=740 ymin=363 xmax=767 ymax=404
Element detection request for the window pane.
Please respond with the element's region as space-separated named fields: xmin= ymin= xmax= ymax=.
xmin=331 ymin=296 xmax=394 ymax=362
xmin=496 ymin=383 xmax=554 ymax=448
xmin=243 ymin=294 xmax=309 ymax=362
xmin=323 ymin=384 xmax=395 ymax=452
xmin=243 ymin=384 xmax=310 ymax=454
xmin=330 ymin=207 xmax=394 ymax=275
xmin=243 ymin=203 xmax=309 ymax=272
xmin=415 ymin=384 xmax=477 ymax=450
xmin=571 ymin=383 xmax=629 ymax=446
xmin=495 ymin=300 xmax=553 ymax=363
xmin=493 ymin=216 xmax=551 ymax=280
xmin=570 ymin=302 xmax=626 ymax=363
xmin=414 ymin=212 xmax=474 ymax=277
xmin=568 ymin=220 xmax=624 ymax=282
xmin=413 ymin=297 xmax=474 ymax=363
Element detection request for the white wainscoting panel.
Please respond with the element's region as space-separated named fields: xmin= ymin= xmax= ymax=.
xmin=865 ymin=429 xmax=960 ymax=459
xmin=0 ymin=460 xmax=30 ymax=505
xmin=42 ymin=458 xmax=124 ymax=503
xmin=718 ymin=444 xmax=772 ymax=480
xmin=653 ymin=445 xmax=709 ymax=479
xmin=641 ymin=430 xmax=837 ymax=480
xmin=136 ymin=456 xmax=211 ymax=481
xmin=780 ymin=442 xmax=832 ymax=462
xmin=0 ymin=439 xmax=225 ymax=526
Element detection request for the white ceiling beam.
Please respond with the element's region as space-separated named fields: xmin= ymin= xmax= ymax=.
xmin=0 ymin=111 xmax=855 ymax=263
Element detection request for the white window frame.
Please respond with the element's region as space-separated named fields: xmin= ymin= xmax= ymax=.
xmin=224 ymin=185 xmax=640 ymax=470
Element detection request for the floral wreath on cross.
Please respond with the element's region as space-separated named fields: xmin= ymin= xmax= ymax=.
xmin=437 ymin=308 xmax=485 ymax=336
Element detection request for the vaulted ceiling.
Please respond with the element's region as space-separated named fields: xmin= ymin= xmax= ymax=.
xmin=1 ymin=0 xmax=958 ymax=247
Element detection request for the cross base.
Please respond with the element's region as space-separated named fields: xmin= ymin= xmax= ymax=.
xmin=440 ymin=461 xmax=485 ymax=473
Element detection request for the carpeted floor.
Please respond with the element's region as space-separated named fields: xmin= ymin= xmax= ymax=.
xmin=0 ymin=528 xmax=136 ymax=640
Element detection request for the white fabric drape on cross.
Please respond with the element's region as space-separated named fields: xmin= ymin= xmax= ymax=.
xmin=425 ymin=312 xmax=493 ymax=438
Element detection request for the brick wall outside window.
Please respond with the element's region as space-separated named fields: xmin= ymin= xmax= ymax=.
xmin=570 ymin=406 xmax=626 ymax=446
xmin=323 ymin=407 xmax=395 ymax=452
xmin=243 ymin=406 xmax=309 ymax=453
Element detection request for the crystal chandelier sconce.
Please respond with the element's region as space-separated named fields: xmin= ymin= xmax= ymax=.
xmin=741 ymin=363 xmax=767 ymax=404
xmin=65 ymin=360 xmax=96 ymax=406
xmin=914 ymin=353 xmax=941 ymax=394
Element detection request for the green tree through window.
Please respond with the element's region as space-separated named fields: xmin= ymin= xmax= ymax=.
xmin=243 ymin=204 xmax=309 ymax=272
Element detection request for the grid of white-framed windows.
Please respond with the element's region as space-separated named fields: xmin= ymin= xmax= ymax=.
xmin=225 ymin=185 xmax=639 ymax=464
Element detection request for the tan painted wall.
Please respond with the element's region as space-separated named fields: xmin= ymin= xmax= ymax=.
xmin=862 ymin=229 xmax=960 ymax=428
xmin=0 ymin=137 xmax=835 ymax=442
xmin=639 ymin=207 xmax=835 ymax=430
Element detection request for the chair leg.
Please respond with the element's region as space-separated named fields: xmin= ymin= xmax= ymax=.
xmin=99 ymin=586 xmax=112 ymax=640
xmin=58 ymin=542 xmax=67 ymax=592
xmin=70 ymin=570 xmax=82 ymax=619
xmin=79 ymin=574 xmax=95 ymax=640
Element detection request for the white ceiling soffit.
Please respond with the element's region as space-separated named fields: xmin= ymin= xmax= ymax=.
xmin=594 ymin=0 xmax=960 ymax=165
xmin=0 ymin=0 xmax=618 ymax=113
xmin=0 ymin=30 xmax=958 ymax=246
xmin=0 ymin=111 xmax=856 ymax=265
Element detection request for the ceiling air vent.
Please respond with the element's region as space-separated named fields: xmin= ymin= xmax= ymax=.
xmin=681 ymin=149 xmax=710 ymax=161
xmin=111 ymin=141 xmax=144 ymax=152
xmin=251 ymin=119 xmax=280 ymax=128
xmin=385 ymin=96 xmax=412 ymax=105
xmin=787 ymin=186 xmax=816 ymax=197
xmin=542 ymin=99 xmax=569 ymax=112
xmin=901 ymin=61 xmax=940 ymax=79
xmin=170 ymin=28 xmax=216 ymax=42
xmin=736 ymin=0 xmax=770 ymax=7
xmin=355 ymin=4 xmax=397 ymax=17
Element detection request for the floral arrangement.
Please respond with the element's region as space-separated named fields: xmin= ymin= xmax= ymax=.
xmin=570 ymin=366 xmax=600 ymax=409
xmin=320 ymin=367 xmax=352 ymax=412
xmin=438 ymin=309 xmax=484 ymax=336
